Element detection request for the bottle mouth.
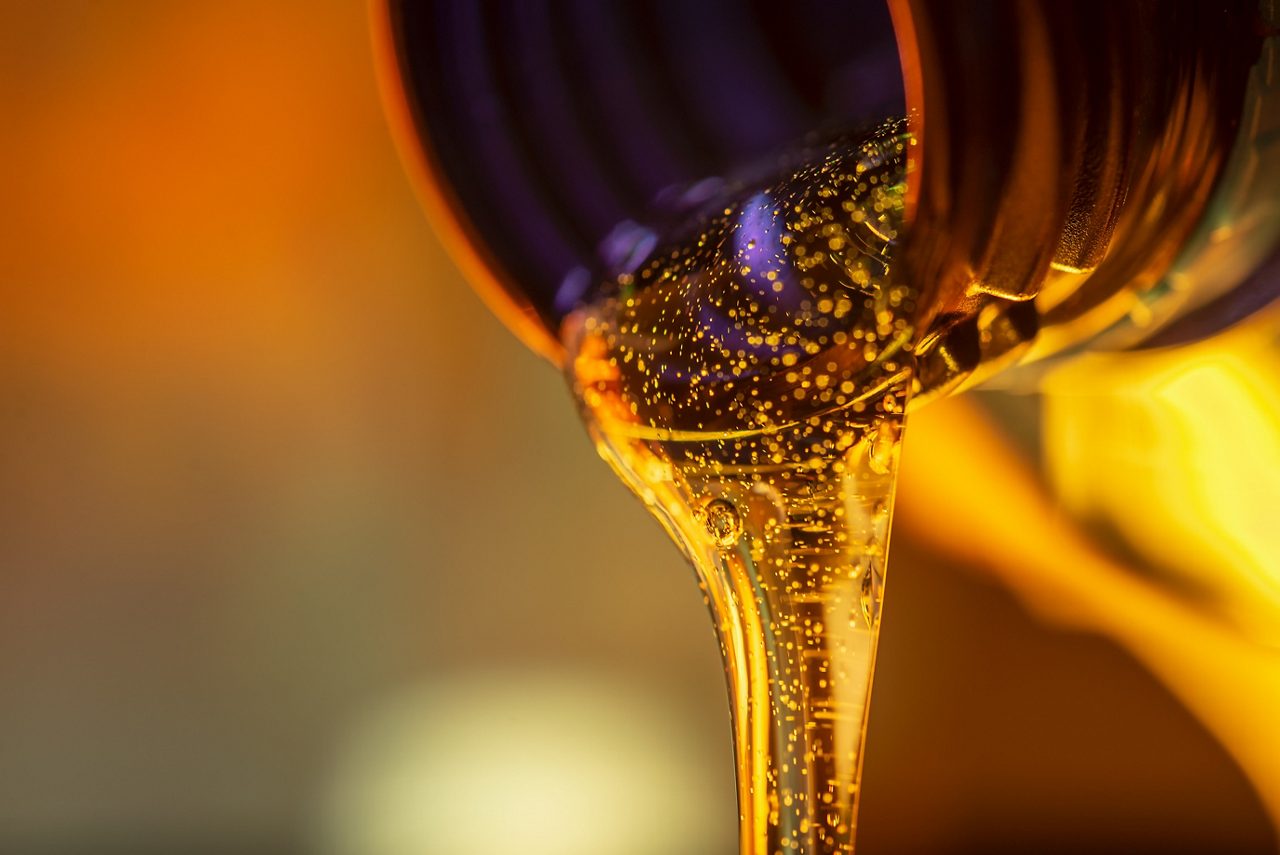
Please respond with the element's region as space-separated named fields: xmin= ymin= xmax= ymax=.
xmin=379 ymin=0 xmax=1275 ymax=369
xmin=377 ymin=0 xmax=904 ymax=359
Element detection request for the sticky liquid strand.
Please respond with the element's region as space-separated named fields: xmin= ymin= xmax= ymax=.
xmin=566 ymin=123 xmax=913 ymax=853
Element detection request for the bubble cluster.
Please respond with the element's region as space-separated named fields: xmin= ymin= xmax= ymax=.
xmin=569 ymin=119 xmax=915 ymax=452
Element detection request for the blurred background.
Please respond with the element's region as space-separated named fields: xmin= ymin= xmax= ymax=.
xmin=1 ymin=2 xmax=1275 ymax=853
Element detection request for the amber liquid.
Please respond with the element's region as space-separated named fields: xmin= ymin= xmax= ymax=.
xmin=559 ymin=9 xmax=1272 ymax=834
xmin=566 ymin=124 xmax=916 ymax=854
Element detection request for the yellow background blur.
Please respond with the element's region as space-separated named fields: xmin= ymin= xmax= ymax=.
xmin=0 ymin=3 xmax=1273 ymax=853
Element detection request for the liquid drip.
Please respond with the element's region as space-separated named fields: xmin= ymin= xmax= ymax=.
xmin=566 ymin=123 xmax=915 ymax=854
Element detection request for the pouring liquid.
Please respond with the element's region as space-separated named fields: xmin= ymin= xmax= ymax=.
xmin=565 ymin=124 xmax=915 ymax=853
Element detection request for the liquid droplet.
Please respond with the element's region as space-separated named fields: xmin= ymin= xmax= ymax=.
xmin=867 ymin=418 xmax=901 ymax=475
xmin=860 ymin=563 xmax=884 ymax=627
xmin=703 ymin=498 xmax=743 ymax=548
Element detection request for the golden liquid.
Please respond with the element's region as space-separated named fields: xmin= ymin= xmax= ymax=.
xmin=554 ymin=8 xmax=1276 ymax=842
xmin=565 ymin=124 xmax=915 ymax=854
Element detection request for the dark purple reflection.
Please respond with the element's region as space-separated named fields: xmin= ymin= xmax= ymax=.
xmin=391 ymin=0 xmax=904 ymax=335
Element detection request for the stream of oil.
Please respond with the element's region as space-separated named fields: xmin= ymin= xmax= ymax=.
xmin=565 ymin=122 xmax=915 ymax=853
